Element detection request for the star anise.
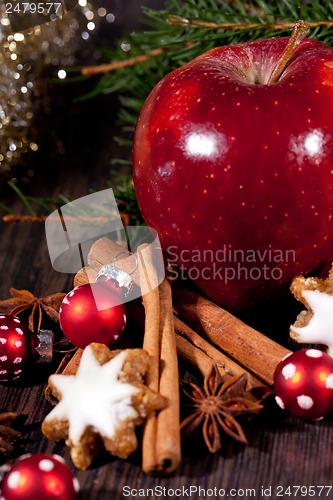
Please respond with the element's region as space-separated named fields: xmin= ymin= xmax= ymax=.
xmin=0 ymin=411 xmax=24 ymax=460
xmin=0 ymin=288 xmax=66 ymax=333
xmin=180 ymin=365 xmax=264 ymax=453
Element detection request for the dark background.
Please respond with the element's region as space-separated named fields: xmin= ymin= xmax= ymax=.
xmin=1 ymin=0 xmax=164 ymax=202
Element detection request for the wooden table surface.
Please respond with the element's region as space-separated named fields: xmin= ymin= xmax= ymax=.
xmin=1 ymin=32 xmax=333 ymax=500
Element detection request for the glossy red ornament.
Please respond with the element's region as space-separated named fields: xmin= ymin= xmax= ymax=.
xmin=274 ymin=349 xmax=333 ymax=419
xmin=0 ymin=315 xmax=30 ymax=382
xmin=1 ymin=453 xmax=79 ymax=500
xmin=59 ymin=283 xmax=126 ymax=349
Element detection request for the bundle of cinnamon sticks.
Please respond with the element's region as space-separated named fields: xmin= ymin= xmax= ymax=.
xmin=69 ymin=237 xmax=290 ymax=474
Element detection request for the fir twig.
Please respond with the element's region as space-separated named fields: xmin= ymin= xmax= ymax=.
xmin=82 ymin=16 xmax=332 ymax=78
xmin=1 ymin=173 xmax=142 ymax=225
xmin=166 ymin=17 xmax=333 ymax=31
xmin=82 ymin=48 xmax=166 ymax=76
xmin=2 ymin=214 xmax=48 ymax=223
xmin=2 ymin=213 xmax=132 ymax=226
xmin=80 ymin=13 xmax=333 ymax=76
xmin=78 ymin=0 xmax=333 ymax=143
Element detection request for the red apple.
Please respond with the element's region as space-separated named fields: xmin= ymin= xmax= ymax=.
xmin=133 ymin=34 xmax=333 ymax=312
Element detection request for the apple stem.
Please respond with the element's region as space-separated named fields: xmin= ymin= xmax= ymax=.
xmin=267 ymin=20 xmax=310 ymax=84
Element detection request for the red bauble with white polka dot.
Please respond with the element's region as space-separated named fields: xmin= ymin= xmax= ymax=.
xmin=59 ymin=282 xmax=126 ymax=349
xmin=274 ymin=349 xmax=333 ymax=420
xmin=0 ymin=315 xmax=30 ymax=382
xmin=1 ymin=453 xmax=79 ymax=500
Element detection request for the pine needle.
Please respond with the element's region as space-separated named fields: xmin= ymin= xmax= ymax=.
xmin=8 ymin=182 xmax=36 ymax=216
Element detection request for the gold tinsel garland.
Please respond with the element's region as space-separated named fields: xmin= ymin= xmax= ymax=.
xmin=0 ymin=0 xmax=109 ymax=178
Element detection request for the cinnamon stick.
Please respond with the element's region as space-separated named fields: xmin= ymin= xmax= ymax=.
xmin=138 ymin=243 xmax=161 ymax=472
xmin=172 ymin=284 xmax=290 ymax=387
xmin=175 ymin=333 xmax=215 ymax=378
xmin=173 ymin=316 xmax=266 ymax=390
xmin=138 ymin=244 xmax=181 ymax=474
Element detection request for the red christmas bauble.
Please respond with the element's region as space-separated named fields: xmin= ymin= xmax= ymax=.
xmin=1 ymin=453 xmax=79 ymax=500
xmin=274 ymin=349 xmax=333 ymax=420
xmin=59 ymin=283 xmax=126 ymax=349
xmin=0 ymin=315 xmax=30 ymax=382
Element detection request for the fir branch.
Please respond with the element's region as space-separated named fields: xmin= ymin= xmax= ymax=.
xmin=80 ymin=0 xmax=333 ymax=133
xmin=108 ymin=171 xmax=143 ymax=225
xmin=2 ymin=213 xmax=132 ymax=226
xmin=166 ymin=17 xmax=333 ymax=31
xmin=4 ymin=182 xmax=64 ymax=216
xmin=82 ymin=48 xmax=166 ymax=76
xmin=1 ymin=173 xmax=142 ymax=225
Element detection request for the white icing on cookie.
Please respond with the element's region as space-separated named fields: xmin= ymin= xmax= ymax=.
xmin=291 ymin=290 xmax=333 ymax=357
xmin=45 ymin=347 xmax=139 ymax=445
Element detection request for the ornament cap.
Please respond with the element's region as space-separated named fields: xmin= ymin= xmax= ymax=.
xmin=97 ymin=264 xmax=133 ymax=296
xmin=97 ymin=252 xmax=138 ymax=298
